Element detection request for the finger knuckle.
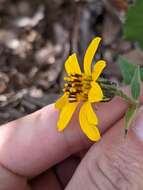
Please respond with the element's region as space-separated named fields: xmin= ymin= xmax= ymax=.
xmin=86 ymin=148 xmax=143 ymax=190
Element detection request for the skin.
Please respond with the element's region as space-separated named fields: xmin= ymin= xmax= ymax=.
xmin=0 ymin=89 xmax=143 ymax=189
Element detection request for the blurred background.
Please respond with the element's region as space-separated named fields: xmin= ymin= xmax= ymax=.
xmin=0 ymin=0 xmax=141 ymax=124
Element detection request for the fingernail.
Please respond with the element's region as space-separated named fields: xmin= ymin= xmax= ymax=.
xmin=133 ymin=106 xmax=143 ymax=141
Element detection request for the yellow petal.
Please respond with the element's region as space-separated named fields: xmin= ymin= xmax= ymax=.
xmin=65 ymin=53 xmax=81 ymax=75
xmin=57 ymin=102 xmax=78 ymax=131
xmin=88 ymin=82 xmax=103 ymax=103
xmin=92 ymin=60 xmax=106 ymax=81
xmin=84 ymin=102 xmax=98 ymax=125
xmin=84 ymin=37 xmax=101 ymax=76
xmin=79 ymin=103 xmax=101 ymax=141
xmin=55 ymin=94 xmax=68 ymax=109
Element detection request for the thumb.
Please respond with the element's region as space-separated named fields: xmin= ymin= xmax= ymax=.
xmin=66 ymin=106 xmax=143 ymax=190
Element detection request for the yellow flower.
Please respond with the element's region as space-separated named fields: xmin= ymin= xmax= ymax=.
xmin=55 ymin=37 xmax=106 ymax=141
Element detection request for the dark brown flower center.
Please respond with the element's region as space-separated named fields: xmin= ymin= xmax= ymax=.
xmin=63 ymin=74 xmax=92 ymax=102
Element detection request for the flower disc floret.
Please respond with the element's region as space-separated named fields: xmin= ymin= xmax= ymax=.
xmin=64 ymin=74 xmax=92 ymax=102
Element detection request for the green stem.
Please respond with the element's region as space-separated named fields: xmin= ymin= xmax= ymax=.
xmin=115 ymin=89 xmax=138 ymax=105
xmin=98 ymin=78 xmax=139 ymax=136
xmin=100 ymin=83 xmax=137 ymax=105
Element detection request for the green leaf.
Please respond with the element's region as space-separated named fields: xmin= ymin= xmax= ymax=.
xmin=131 ymin=66 xmax=141 ymax=100
xmin=140 ymin=67 xmax=143 ymax=81
xmin=117 ymin=56 xmax=137 ymax=85
xmin=118 ymin=56 xmax=143 ymax=84
xmin=125 ymin=105 xmax=138 ymax=131
xmin=124 ymin=0 xmax=143 ymax=48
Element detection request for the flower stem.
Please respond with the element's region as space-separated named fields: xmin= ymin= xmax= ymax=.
xmin=115 ymin=89 xmax=138 ymax=106
xmin=98 ymin=78 xmax=139 ymax=136
xmin=99 ymin=80 xmax=137 ymax=105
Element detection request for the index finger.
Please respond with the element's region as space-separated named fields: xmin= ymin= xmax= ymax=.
xmin=0 ymin=95 xmax=129 ymax=177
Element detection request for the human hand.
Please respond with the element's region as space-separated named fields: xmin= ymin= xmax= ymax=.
xmin=0 ymin=89 xmax=143 ymax=190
